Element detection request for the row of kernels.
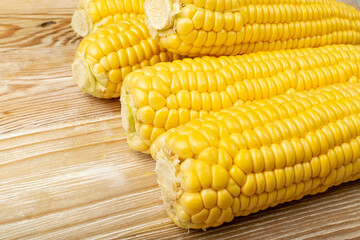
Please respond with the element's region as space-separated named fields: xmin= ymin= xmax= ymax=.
xmin=239 ymin=168 xmax=353 ymax=227
xmin=178 ymin=17 xmax=357 ymax=46
xmin=229 ymin=111 xmax=360 ymax=173
xmin=134 ymin=85 xmax=237 ymax=112
xmin=238 ymin=95 xmax=348 ymax=136
xmin=84 ymin=24 xmax=143 ymax=61
xmin=242 ymin=4 xmax=337 ymax=24
xmin=294 ymin=52 xmax=356 ymax=70
xmin=235 ymin=73 xmax=296 ymax=101
xmin=158 ymin=45 xmax=360 ymax=72
xmin=92 ymin=13 xmax=144 ymax=32
xmin=87 ymin=0 xmax=111 ymax=22
xmin=172 ymin=18 xmax=355 ymax=48
xmin=111 ymin=12 xmax=141 ymax=23
xmin=297 ymin=66 xmax=349 ymax=91
xmin=102 ymin=50 xmax=178 ymax=84
xmin=175 ymin=110 xmax=360 ymax=171
xmin=237 ymin=148 xmax=360 ymax=198
xmin=176 ymin=159 xmax=360 ymax=227
xmin=164 ymin=30 xmax=360 ymax=56
xmin=88 ymin=0 xmax=144 ymax=23
xmin=127 ymin=46 xmax=359 ymax=94
xmin=184 ymin=0 xmax=345 ymax=12
xmin=321 ymin=45 xmax=360 ymax=58
xmin=330 ymin=49 xmax=360 ymax=63
xmin=226 ymin=59 xmax=293 ymax=82
xmin=146 ymin=57 xmax=227 ymax=76
xmin=180 ymin=3 xmax=358 ymax=34
xmin=183 ymin=0 xmax=238 ymax=12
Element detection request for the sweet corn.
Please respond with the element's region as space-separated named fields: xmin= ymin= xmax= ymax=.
xmin=121 ymin=44 xmax=360 ymax=152
xmin=144 ymin=0 xmax=360 ymax=56
xmin=72 ymin=17 xmax=181 ymax=98
xmin=72 ymin=0 xmax=144 ymax=37
xmin=151 ymin=82 xmax=360 ymax=229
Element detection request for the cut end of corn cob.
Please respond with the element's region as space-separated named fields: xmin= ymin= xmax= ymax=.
xmin=144 ymin=0 xmax=180 ymax=35
xmin=121 ymin=88 xmax=151 ymax=152
xmin=155 ymin=150 xmax=185 ymax=225
xmin=72 ymin=55 xmax=104 ymax=97
xmin=71 ymin=9 xmax=91 ymax=37
xmin=151 ymin=82 xmax=360 ymax=229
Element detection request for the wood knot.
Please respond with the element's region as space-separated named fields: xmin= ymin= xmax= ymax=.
xmin=40 ymin=21 xmax=56 ymax=28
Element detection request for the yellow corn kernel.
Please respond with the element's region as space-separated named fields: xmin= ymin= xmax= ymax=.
xmin=204 ymin=206 xmax=222 ymax=226
xmin=200 ymin=188 xmax=217 ymax=209
xmin=226 ymin=178 xmax=241 ymax=197
xmin=191 ymin=208 xmax=209 ymax=224
xmin=179 ymin=192 xmax=203 ymax=215
xmin=234 ymin=149 xmax=252 ymax=174
xmin=182 ymin=169 xmax=202 ymax=192
xmin=171 ymin=134 xmax=193 ymax=159
xmin=198 ymin=147 xmax=218 ymax=165
xmin=217 ymin=189 xmax=234 ymax=209
xmin=211 ymin=164 xmax=229 ymax=190
xmin=193 ymin=160 xmax=212 ymax=188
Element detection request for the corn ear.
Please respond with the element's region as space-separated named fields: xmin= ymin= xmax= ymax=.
xmin=121 ymin=44 xmax=360 ymax=152
xmin=151 ymin=81 xmax=360 ymax=229
xmin=144 ymin=0 xmax=360 ymax=56
xmin=72 ymin=17 xmax=182 ymax=98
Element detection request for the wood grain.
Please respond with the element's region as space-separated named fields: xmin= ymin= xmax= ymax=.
xmin=0 ymin=0 xmax=360 ymax=239
xmin=0 ymin=10 xmax=121 ymax=134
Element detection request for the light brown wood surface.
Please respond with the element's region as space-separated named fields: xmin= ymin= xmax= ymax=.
xmin=1 ymin=0 xmax=360 ymax=239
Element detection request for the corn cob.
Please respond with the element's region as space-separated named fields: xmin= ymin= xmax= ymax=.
xmin=144 ymin=0 xmax=360 ymax=57
xmin=72 ymin=0 xmax=144 ymax=37
xmin=121 ymin=44 xmax=360 ymax=152
xmin=151 ymin=82 xmax=360 ymax=229
xmin=72 ymin=17 xmax=182 ymax=99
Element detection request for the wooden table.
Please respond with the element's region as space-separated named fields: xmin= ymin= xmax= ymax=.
xmin=1 ymin=0 xmax=360 ymax=239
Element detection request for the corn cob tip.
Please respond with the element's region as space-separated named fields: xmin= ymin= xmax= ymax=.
xmin=144 ymin=0 xmax=181 ymax=37
xmin=71 ymin=9 xmax=91 ymax=37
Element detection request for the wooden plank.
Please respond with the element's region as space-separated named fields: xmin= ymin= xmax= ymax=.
xmin=0 ymin=116 xmax=360 ymax=239
xmin=0 ymin=14 xmax=80 ymax=51
xmin=0 ymin=0 xmax=360 ymax=239
xmin=0 ymin=116 xmax=359 ymax=239
xmin=0 ymin=0 xmax=76 ymax=14
xmin=0 ymin=14 xmax=121 ymax=134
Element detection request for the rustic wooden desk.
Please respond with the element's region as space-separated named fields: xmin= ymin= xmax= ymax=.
xmin=1 ymin=0 xmax=360 ymax=239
